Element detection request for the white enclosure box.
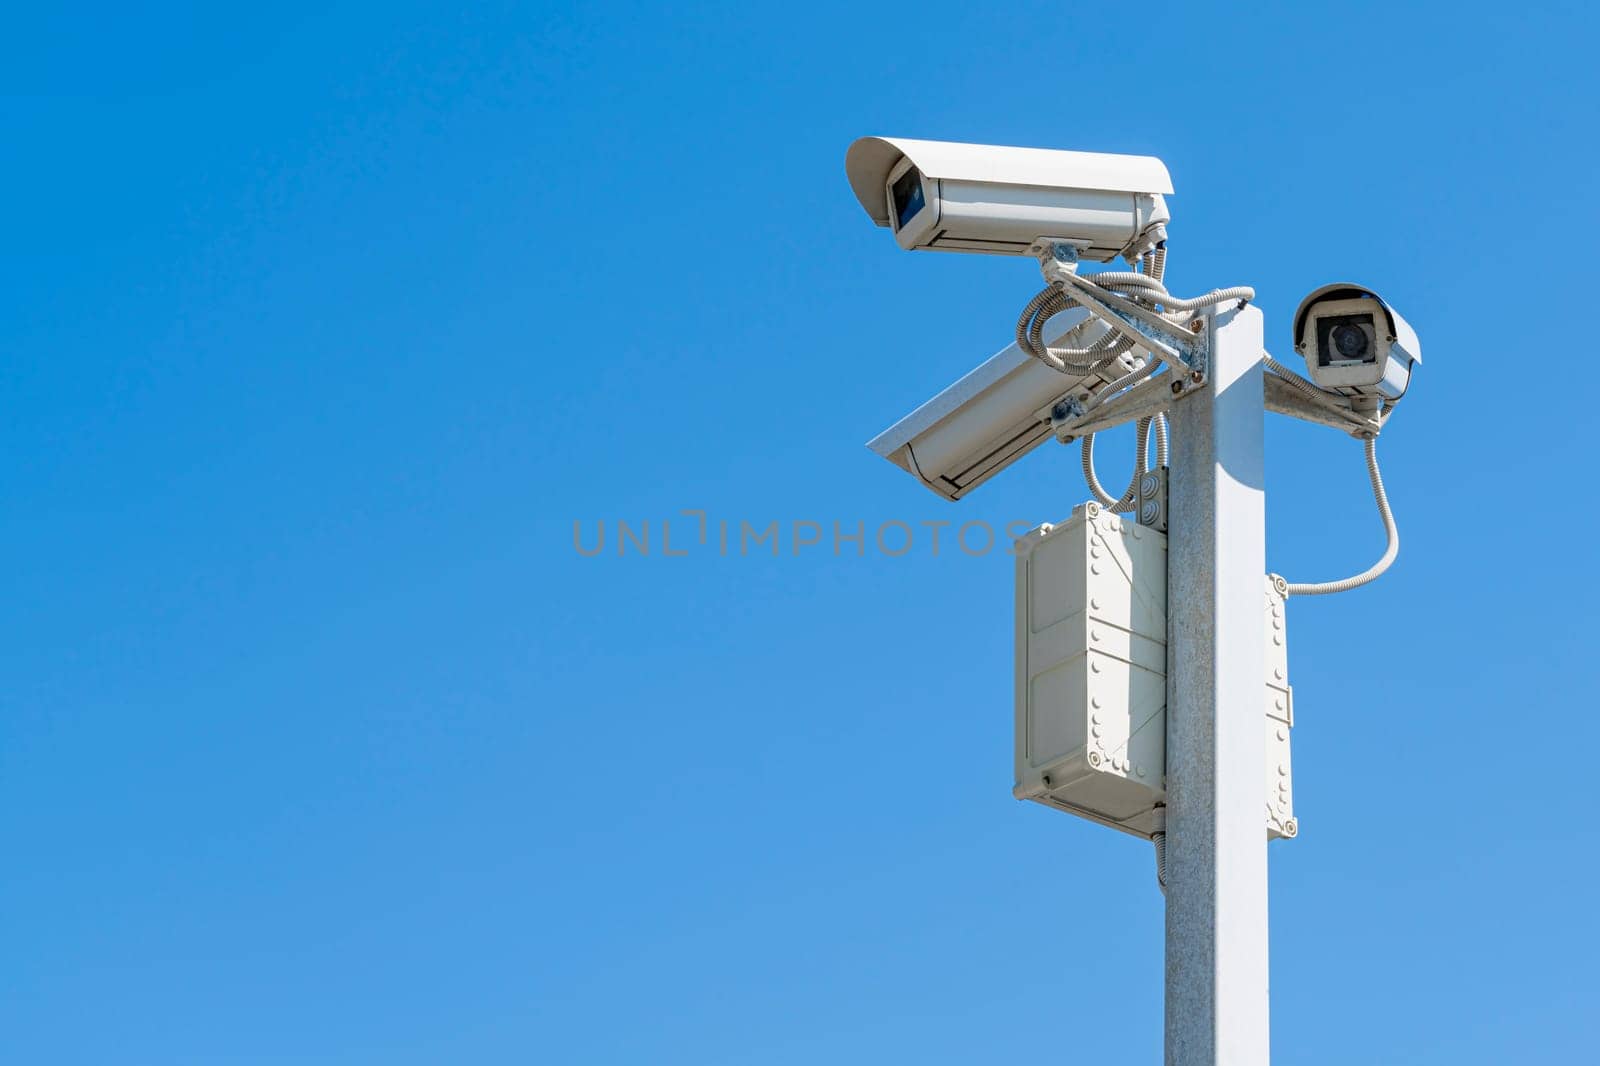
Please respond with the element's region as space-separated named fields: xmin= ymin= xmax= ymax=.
xmin=1013 ymin=506 xmax=1297 ymax=840
xmin=1013 ymin=504 xmax=1169 ymax=836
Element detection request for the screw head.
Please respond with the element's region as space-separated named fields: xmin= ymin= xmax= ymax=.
xmin=1188 ymin=319 xmax=1204 ymax=333
xmin=1190 ymin=370 xmax=1204 ymax=383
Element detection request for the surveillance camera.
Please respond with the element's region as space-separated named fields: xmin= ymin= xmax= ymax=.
xmin=845 ymin=137 xmax=1173 ymax=262
xmin=1292 ymin=284 xmax=1421 ymax=401
xmin=867 ymin=309 xmax=1139 ymax=500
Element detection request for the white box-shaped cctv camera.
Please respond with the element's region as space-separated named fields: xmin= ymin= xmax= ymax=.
xmin=867 ymin=309 xmax=1141 ymax=500
xmin=1013 ymin=508 xmax=1297 ymax=840
xmin=1293 ymin=283 xmax=1421 ymax=401
xmin=845 ymin=137 xmax=1172 ymax=261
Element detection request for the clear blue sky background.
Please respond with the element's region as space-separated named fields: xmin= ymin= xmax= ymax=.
xmin=3 ymin=4 xmax=1597 ymax=1063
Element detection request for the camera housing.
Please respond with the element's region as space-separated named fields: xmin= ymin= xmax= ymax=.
xmin=867 ymin=309 xmax=1144 ymax=500
xmin=845 ymin=136 xmax=1172 ymax=261
xmin=1292 ymin=283 xmax=1421 ymax=400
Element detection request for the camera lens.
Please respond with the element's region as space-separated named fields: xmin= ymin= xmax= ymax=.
xmin=891 ymin=167 xmax=926 ymax=230
xmin=1331 ymin=323 xmax=1369 ymax=360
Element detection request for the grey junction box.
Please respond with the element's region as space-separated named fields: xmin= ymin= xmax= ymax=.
xmin=1013 ymin=502 xmax=1297 ymax=840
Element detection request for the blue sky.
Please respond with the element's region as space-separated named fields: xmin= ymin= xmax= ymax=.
xmin=3 ymin=3 xmax=1597 ymax=1063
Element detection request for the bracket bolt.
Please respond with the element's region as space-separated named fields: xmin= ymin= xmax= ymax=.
xmin=1190 ymin=370 xmax=1204 ymax=384
xmin=1188 ymin=319 xmax=1204 ymax=333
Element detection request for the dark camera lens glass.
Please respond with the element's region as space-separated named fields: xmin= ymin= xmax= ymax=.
xmin=891 ymin=167 xmax=926 ymax=230
xmin=1331 ymin=323 xmax=1369 ymax=359
xmin=1316 ymin=313 xmax=1378 ymax=367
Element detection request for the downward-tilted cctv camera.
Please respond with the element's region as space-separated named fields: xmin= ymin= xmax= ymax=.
xmin=1293 ymin=284 xmax=1421 ymax=401
xmin=845 ymin=137 xmax=1173 ymax=262
xmin=868 ymin=308 xmax=1132 ymax=499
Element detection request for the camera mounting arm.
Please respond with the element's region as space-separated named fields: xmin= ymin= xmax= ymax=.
xmin=1046 ymin=364 xmax=1205 ymax=443
xmin=1261 ymin=350 xmax=1388 ymax=438
xmin=1028 ymin=241 xmax=1223 ymax=444
xmin=1036 ymin=243 xmax=1205 ymax=373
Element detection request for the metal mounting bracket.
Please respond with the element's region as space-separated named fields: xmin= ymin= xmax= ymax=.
xmin=1262 ymin=368 xmax=1385 ymax=438
xmin=1050 ymin=371 xmax=1193 ymax=443
xmin=1035 ymin=245 xmax=1206 ymax=374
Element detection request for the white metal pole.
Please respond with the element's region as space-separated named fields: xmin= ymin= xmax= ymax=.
xmin=1164 ymin=304 xmax=1270 ymax=1065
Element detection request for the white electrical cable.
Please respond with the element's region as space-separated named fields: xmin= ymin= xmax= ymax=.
xmin=1281 ymin=435 xmax=1398 ymax=596
xmin=1261 ymin=351 xmax=1402 ymax=595
xmin=1151 ymin=804 xmax=1168 ymax=894
xmin=1094 ymin=277 xmax=1256 ymax=312
xmin=1082 ymin=417 xmax=1159 ymax=513
xmin=1083 ymin=353 xmax=1161 ymax=413
xmin=1016 ymin=258 xmax=1255 ymax=377
xmin=1016 ymin=288 xmax=1134 ymax=372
